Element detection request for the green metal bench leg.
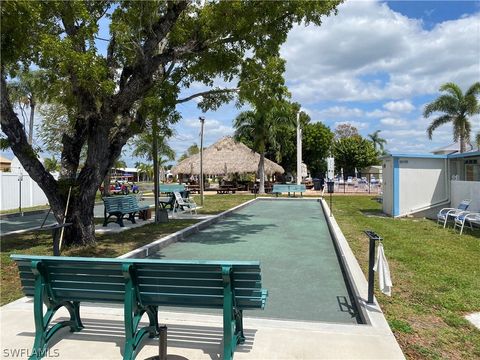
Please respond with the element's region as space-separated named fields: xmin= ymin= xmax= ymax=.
xmin=146 ymin=306 xmax=159 ymax=338
xmin=117 ymin=214 xmax=125 ymax=227
xmin=128 ymin=212 xmax=136 ymax=224
xmin=222 ymin=266 xmax=242 ymax=360
xmin=30 ymin=262 xmax=84 ymax=360
xmin=123 ymin=264 xmax=159 ymax=360
xmin=235 ymin=310 xmax=245 ymax=343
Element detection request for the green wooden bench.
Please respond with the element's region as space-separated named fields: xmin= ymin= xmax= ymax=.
xmin=158 ymin=184 xmax=185 ymax=194
xmin=103 ymin=195 xmax=150 ymax=227
xmin=11 ymin=255 xmax=267 ymax=360
xmin=272 ymin=184 xmax=306 ymax=197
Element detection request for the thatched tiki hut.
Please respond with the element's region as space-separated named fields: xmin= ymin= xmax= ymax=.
xmin=171 ymin=136 xmax=284 ymax=184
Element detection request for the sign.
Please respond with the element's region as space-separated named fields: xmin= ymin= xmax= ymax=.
xmin=326 ymin=157 xmax=335 ymax=180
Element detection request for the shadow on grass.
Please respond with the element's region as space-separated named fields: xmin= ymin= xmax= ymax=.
xmin=0 ymin=232 xmax=53 ymax=253
xmin=360 ymin=209 xmax=389 ymax=218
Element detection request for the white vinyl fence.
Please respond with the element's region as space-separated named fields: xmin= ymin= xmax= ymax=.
xmin=0 ymin=172 xmax=54 ymax=211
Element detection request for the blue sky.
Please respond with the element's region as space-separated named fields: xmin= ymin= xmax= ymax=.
xmin=167 ymin=0 xmax=480 ymax=166
xmin=2 ymin=0 xmax=480 ymax=166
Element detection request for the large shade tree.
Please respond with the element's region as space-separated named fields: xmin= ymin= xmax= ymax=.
xmin=332 ymin=124 xmax=379 ymax=177
xmin=1 ymin=1 xmax=342 ymax=246
xmin=424 ymin=82 xmax=480 ymax=153
xmin=302 ymin=122 xmax=334 ymax=177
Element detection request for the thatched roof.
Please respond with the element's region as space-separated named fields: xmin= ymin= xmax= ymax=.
xmin=171 ymin=136 xmax=284 ymax=176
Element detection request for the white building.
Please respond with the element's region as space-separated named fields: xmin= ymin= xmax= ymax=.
xmin=382 ymin=151 xmax=480 ymax=217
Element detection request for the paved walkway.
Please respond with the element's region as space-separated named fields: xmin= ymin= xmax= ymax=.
xmin=0 ymin=196 xmax=209 ymax=236
xmin=1 ymin=297 xmax=404 ymax=360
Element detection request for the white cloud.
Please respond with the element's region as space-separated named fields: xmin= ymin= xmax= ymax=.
xmin=380 ymin=117 xmax=408 ymax=127
xmin=281 ymin=0 xmax=480 ymax=103
xmin=383 ymin=100 xmax=415 ymax=113
xmin=366 ymin=109 xmax=391 ymax=118
xmin=307 ymin=106 xmax=364 ymax=121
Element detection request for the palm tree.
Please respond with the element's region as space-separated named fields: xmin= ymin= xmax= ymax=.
xmin=234 ymin=104 xmax=295 ymax=194
xmin=137 ymin=163 xmax=154 ymax=181
xmin=132 ymin=133 xmax=175 ymax=163
xmin=476 ymin=132 xmax=480 ymax=151
xmin=368 ymin=130 xmax=387 ymax=151
xmin=424 ymin=82 xmax=480 ymax=153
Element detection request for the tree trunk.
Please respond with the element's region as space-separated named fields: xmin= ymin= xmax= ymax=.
xmin=460 ymin=128 xmax=466 ymax=153
xmin=258 ymin=153 xmax=265 ymax=194
xmin=102 ymin=172 xmax=111 ymax=197
xmin=28 ymin=97 xmax=35 ymax=145
xmin=55 ymin=187 xmax=96 ymax=246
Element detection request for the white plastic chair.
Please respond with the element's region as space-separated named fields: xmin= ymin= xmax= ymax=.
xmin=454 ymin=211 xmax=480 ymax=235
xmin=173 ymin=191 xmax=197 ymax=216
xmin=437 ymin=199 xmax=471 ymax=228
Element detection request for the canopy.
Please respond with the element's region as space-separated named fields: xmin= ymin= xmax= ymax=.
xmin=171 ymin=136 xmax=284 ymax=176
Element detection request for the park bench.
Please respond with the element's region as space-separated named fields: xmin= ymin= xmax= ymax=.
xmin=11 ymin=255 xmax=268 ymax=360
xmin=103 ymin=195 xmax=150 ymax=227
xmin=271 ymin=184 xmax=306 ymax=197
xmin=158 ymin=184 xmax=185 ymax=195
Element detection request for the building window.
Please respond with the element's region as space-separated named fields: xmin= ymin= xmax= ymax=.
xmin=465 ymin=163 xmax=480 ymax=181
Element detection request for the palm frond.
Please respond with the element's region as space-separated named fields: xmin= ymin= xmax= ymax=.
xmin=426 ymin=114 xmax=452 ymax=139
xmin=423 ymin=95 xmax=458 ymax=117
xmin=464 ymin=82 xmax=480 ymax=115
xmin=465 ymin=82 xmax=480 ymax=98
xmin=439 ymin=82 xmax=463 ymax=101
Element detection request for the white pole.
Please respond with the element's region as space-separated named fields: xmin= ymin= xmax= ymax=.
xmin=296 ymin=111 xmax=302 ymax=185
xmin=199 ymin=116 xmax=205 ymax=206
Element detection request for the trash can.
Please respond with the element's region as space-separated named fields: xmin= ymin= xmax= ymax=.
xmin=326 ymin=181 xmax=335 ymax=193
xmin=313 ymin=178 xmax=321 ymax=191
xmin=156 ymin=208 xmax=169 ymax=223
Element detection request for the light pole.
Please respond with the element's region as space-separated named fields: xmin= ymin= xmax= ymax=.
xmin=18 ymin=170 xmax=23 ymax=216
xmin=152 ymin=117 xmax=160 ymax=223
xmin=199 ymin=116 xmax=205 ymax=206
xmin=296 ymin=110 xmax=302 ymax=185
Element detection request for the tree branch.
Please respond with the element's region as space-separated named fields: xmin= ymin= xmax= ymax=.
xmin=176 ymin=88 xmax=239 ymax=104
xmin=111 ymin=1 xmax=190 ymax=113
xmin=0 ymin=75 xmax=60 ymax=207
xmin=143 ymin=1 xmax=189 ymax=58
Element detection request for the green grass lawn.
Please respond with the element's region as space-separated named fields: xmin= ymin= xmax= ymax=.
xmin=1 ymin=194 xmax=479 ymax=358
xmin=0 ymin=194 xmax=252 ymax=305
xmin=332 ymin=196 xmax=480 ymax=359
